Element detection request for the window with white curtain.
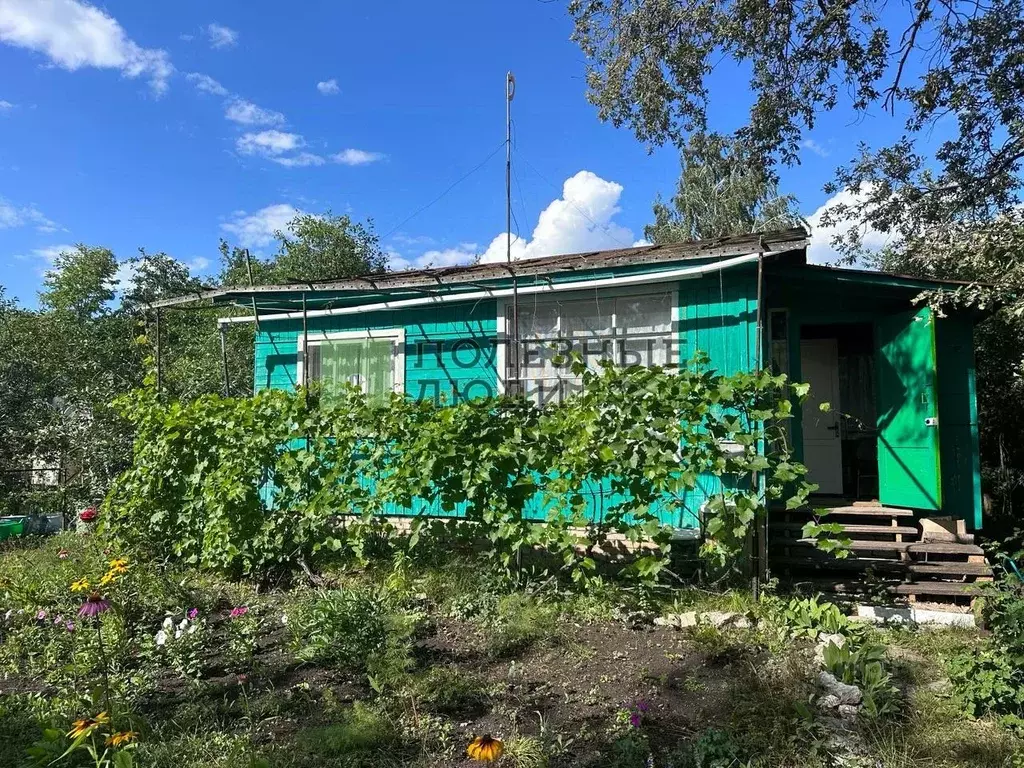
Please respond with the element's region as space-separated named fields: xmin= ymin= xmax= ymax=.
xmin=511 ymin=290 xmax=674 ymax=404
xmin=299 ymin=330 xmax=404 ymax=400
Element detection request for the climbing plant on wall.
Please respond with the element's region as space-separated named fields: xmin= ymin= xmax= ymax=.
xmin=103 ymin=354 xmax=818 ymax=582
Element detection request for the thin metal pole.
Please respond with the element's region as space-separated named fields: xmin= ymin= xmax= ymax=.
xmin=219 ymin=325 xmax=231 ymax=397
xmin=301 ymin=292 xmax=309 ymax=388
xmin=752 ymin=247 xmax=766 ymax=599
xmin=506 ymin=71 xmax=519 ymax=393
xmin=244 ymin=249 xmax=260 ymax=332
xmin=154 ymin=309 xmax=162 ymax=399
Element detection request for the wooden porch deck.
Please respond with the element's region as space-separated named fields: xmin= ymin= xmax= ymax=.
xmin=768 ymin=500 xmax=992 ymax=603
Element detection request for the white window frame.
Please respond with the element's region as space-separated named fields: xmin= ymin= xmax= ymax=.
xmin=496 ymin=285 xmax=680 ymax=396
xmin=296 ymin=328 xmax=406 ymax=394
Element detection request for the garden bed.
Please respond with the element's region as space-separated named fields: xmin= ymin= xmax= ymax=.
xmin=1 ymin=533 xmax=1022 ymax=768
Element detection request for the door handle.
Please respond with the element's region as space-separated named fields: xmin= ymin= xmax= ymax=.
xmin=826 ymin=424 xmax=840 ymax=433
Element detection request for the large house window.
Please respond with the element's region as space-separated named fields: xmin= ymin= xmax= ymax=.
xmin=298 ymin=330 xmax=405 ymax=399
xmin=509 ymin=290 xmax=675 ymax=404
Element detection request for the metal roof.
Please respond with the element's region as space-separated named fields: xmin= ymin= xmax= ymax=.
xmin=145 ymin=227 xmax=810 ymax=309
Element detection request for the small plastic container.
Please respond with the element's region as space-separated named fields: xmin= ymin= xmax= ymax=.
xmin=0 ymin=516 xmax=28 ymax=541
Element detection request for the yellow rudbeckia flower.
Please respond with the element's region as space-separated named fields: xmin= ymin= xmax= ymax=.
xmin=67 ymin=711 xmax=109 ymax=738
xmin=70 ymin=578 xmax=90 ymax=593
xmin=467 ymin=734 xmax=504 ymax=762
xmin=105 ymin=730 xmax=137 ymax=747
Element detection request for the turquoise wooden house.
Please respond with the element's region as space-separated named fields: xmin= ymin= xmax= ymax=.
xmin=156 ymin=227 xmax=984 ymax=540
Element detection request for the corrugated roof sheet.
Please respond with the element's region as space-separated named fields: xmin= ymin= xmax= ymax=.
xmin=145 ymin=227 xmax=810 ymax=308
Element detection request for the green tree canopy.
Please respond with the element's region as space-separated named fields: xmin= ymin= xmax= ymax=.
xmin=570 ymin=0 xmax=1024 ymax=284
xmin=219 ymin=211 xmax=387 ymax=286
xmin=39 ymin=245 xmax=118 ymax=318
xmin=645 ymin=136 xmax=804 ymax=243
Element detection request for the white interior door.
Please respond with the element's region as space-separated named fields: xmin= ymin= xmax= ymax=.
xmin=800 ymin=338 xmax=844 ymax=495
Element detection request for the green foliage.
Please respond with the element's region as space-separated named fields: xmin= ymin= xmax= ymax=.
xmin=104 ymin=352 xmax=816 ymax=581
xmin=411 ymin=666 xmax=489 ymax=715
xmin=949 ymin=575 xmax=1024 ymax=726
xmin=288 ymin=588 xmax=390 ymax=670
xmin=224 ymin=609 xmax=261 ymax=671
xmin=482 ymin=593 xmax=561 ymax=659
xmin=288 ymin=702 xmax=406 ymax=767
xmin=767 ymin=595 xmax=855 ymax=639
xmin=691 ymin=728 xmax=744 ymax=768
xmin=823 ymin=641 xmax=900 ymax=718
xmin=949 ymin=649 xmax=1024 ymax=723
xmin=503 ymin=735 xmax=548 ymax=768
xmin=217 ymin=210 xmax=386 ymax=286
xmin=645 ymin=135 xmax=804 ymax=244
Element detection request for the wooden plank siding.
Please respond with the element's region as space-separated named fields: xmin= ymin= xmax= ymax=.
xmin=251 ymin=271 xmax=763 ymax=532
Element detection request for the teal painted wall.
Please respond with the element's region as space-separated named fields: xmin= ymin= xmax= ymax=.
xmin=768 ymin=275 xmax=982 ymax=527
xmin=935 ymin=316 xmax=983 ymax=529
xmin=254 ymin=302 xmax=498 ymax=402
xmin=677 ymin=268 xmax=761 ymax=526
xmin=253 ymin=271 xmax=763 ymax=531
xmin=679 ymin=269 xmax=759 ymax=375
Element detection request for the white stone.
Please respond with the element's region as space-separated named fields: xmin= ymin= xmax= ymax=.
xmin=819 ymin=671 xmax=863 ymax=706
xmin=817 ymin=693 xmax=841 ymax=709
xmin=855 ymin=604 xmax=975 ymax=628
xmin=837 ymin=704 xmax=860 ymax=719
xmin=655 ymin=612 xmax=698 ymax=628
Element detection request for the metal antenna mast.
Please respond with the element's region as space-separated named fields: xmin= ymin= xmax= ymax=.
xmin=506 ymin=71 xmax=519 ymax=393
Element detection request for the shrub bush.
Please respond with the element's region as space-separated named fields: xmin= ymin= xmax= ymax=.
xmin=949 ymin=574 xmax=1024 ymax=729
xmin=288 ymin=588 xmax=390 ymax=670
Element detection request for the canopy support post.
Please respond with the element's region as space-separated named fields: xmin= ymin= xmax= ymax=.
xmin=301 ymin=292 xmax=309 ymax=388
xmin=219 ymin=325 xmax=231 ymax=397
xmin=155 ymin=308 xmax=162 ymax=399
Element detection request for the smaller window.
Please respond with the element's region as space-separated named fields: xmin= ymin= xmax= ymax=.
xmin=299 ymin=330 xmax=405 ymax=400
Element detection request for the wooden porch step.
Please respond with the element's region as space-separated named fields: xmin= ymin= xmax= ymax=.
xmin=793 ymin=578 xmax=985 ymax=598
xmin=909 ymin=561 xmax=994 ymax=577
xmin=771 ymin=556 xmax=907 ymax=573
xmin=771 ymin=556 xmax=992 ymax=579
xmin=793 ymin=539 xmax=983 ymax=556
xmin=893 ymin=582 xmax=985 ymax=597
xmin=771 ymin=522 xmax=918 ymax=537
xmin=774 ymin=504 xmax=915 ymax=518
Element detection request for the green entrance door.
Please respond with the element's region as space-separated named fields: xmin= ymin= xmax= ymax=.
xmin=875 ymin=307 xmax=942 ymax=510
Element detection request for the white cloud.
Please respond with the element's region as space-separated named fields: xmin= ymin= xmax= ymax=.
xmin=801 ymin=138 xmax=830 ymax=158
xmin=29 ymin=242 xmax=76 ymax=265
xmin=236 ymin=130 xmax=328 ymax=168
xmin=221 ymin=203 xmax=300 ymax=248
xmin=225 ymin=98 xmax=285 ymax=127
xmin=272 ymin=152 xmax=325 ymax=168
xmin=113 ymin=259 xmax=137 ymax=292
xmin=389 ymin=170 xmax=637 ymax=272
xmin=0 ymin=197 xmax=58 ymax=232
xmin=204 ymin=23 xmax=238 ymax=49
xmin=0 ymin=0 xmax=173 ymax=95
xmin=389 ymin=246 xmax=483 ymax=271
xmin=185 ymin=72 xmax=228 ymax=97
xmin=390 ymin=233 xmax=436 ymax=248
xmin=332 ymin=148 xmax=385 ymax=166
xmin=0 ymin=99 xmax=13 ymax=110
xmin=188 ymin=256 xmax=211 ymax=273
xmin=478 ymin=170 xmax=634 ymax=263
xmin=237 ymin=130 xmax=301 ymax=156
xmin=806 ymin=187 xmax=889 ymax=264
xmin=316 ymin=79 xmax=339 ymax=95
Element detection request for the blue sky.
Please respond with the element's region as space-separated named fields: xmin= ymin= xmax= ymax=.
xmin=0 ymin=0 xmax=905 ymax=306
